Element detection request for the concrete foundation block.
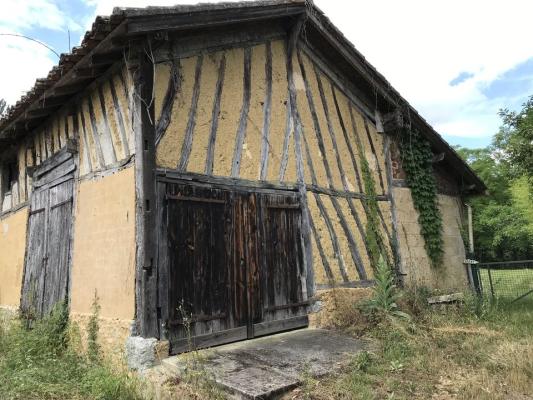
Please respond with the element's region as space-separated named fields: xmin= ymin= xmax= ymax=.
xmin=126 ymin=336 xmax=160 ymax=372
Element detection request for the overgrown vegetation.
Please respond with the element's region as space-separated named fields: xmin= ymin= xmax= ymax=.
xmin=357 ymin=138 xmax=387 ymax=271
xmin=362 ymin=256 xmax=410 ymax=321
xmin=399 ymin=127 xmax=444 ymax=267
xmin=288 ymin=291 xmax=533 ymax=400
xmin=0 ymin=303 xmax=141 ymax=400
xmin=455 ymin=96 xmax=533 ymax=261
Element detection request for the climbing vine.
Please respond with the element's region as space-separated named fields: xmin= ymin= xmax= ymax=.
xmin=399 ymin=127 xmax=444 ymax=267
xmin=357 ymin=143 xmax=387 ymax=271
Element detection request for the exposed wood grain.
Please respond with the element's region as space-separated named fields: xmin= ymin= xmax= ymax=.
xmin=86 ymin=98 xmax=106 ymax=167
xmin=205 ymin=55 xmax=226 ymax=175
xmin=155 ymin=59 xmax=181 ymax=146
xmin=231 ymin=47 xmax=252 ymax=178
xmin=331 ymin=85 xmax=363 ymax=192
xmin=314 ymin=193 xmax=349 ymax=282
xmin=259 ymin=41 xmax=273 ymax=181
xmin=21 ymin=151 xmax=74 ymax=319
xmin=297 ymin=49 xmax=336 ymax=189
xmin=158 ymin=178 xmax=307 ymax=352
xmin=109 ymin=76 xmax=131 ymax=158
xmin=178 ymin=55 xmax=203 ymax=171
xmin=330 ymin=196 xmax=367 ymax=280
xmin=383 ymin=134 xmax=403 ymax=283
xmin=279 ymin=96 xmax=293 ymax=182
xmin=97 ymin=84 xmax=118 ymax=163
xmin=133 ymin=48 xmax=158 ymax=338
xmin=308 ymin=212 xmax=334 ymax=281
xmin=363 ymin=117 xmax=385 ymax=194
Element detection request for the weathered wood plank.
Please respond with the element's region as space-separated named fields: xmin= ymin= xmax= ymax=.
xmin=308 ymin=213 xmax=334 ymax=281
xmin=205 ymin=55 xmax=226 ymax=175
xmin=109 ymin=76 xmax=131 ymax=158
xmin=259 ymin=41 xmax=273 ymax=181
xmin=231 ymin=47 xmax=252 ymax=178
xmin=178 ymin=55 xmax=203 ymax=171
xmin=363 ymin=117 xmax=386 ymax=194
xmin=97 ymin=84 xmax=118 ymax=163
xmin=133 ymin=48 xmax=158 ymax=338
xmin=279 ymin=96 xmax=293 ymax=182
xmin=330 ymin=196 xmax=367 ymax=280
xmin=155 ymin=59 xmax=181 ymax=146
xmin=86 ymin=97 xmax=107 ymax=167
xmin=170 ymin=326 xmax=247 ymax=355
xmin=314 ymin=193 xmax=350 ymax=282
xmin=297 ymin=49 xmax=335 ymax=189
xmin=253 ymin=315 xmax=308 ymax=338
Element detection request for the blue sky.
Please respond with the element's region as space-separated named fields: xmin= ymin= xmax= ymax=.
xmin=1 ymin=0 xmax=532 ymax=149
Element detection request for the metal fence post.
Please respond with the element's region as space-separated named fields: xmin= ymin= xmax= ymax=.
xmin=487 ymin=267 xmax=495 ymax=299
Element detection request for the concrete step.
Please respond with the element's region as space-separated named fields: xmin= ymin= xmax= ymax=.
xmin=157 ymin=328 xmax=367 ymax=399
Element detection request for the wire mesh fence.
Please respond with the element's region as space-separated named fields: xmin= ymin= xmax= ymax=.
xmin=472 ymin=260 xmax=533 ymax=304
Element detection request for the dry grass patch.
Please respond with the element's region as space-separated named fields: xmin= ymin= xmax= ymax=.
xmin=289 ymin=292 xmax=533 ymax=400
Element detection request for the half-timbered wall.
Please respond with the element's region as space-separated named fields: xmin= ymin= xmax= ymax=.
xmin=0 ymin=64 xmax=136 ymax=335
xmin=0 ymin=66 xmax=133 ymax=216
xmin=154 ymin=38 xmax=394 ymax=287
xmin=74 ymin=69 xmax=134 ymax=177
xmin=390 ymin=140 xmax=469 ymax=289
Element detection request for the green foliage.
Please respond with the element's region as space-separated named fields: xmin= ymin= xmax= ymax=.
xmin=364 ymin=256 xmax=410 ymax=321
xmin=0 ymin=99 xmax=6 ymax=117
xmin=352 ymin=351 xmax=374 ymax=372
xmin=361 ymin=156 xmax=386 ymax=269
xmin=0 ymin=304 xmax=141 ymax=400
xmin=355 ymin=136 xmax=387 ymax=270
xmin=399 ymin=127 xmax=444 ymax=266
xmin=495 ymin=95 xmax=533 ymax=185
xmin=87 ymin=292 xmax=101 ymax=363
xmin=455 ymin=145 xmax=533 ymax=261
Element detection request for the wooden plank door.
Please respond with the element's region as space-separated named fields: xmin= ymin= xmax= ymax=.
xmin=21 ymin=150 xmax=75 ymax=318
xmin=158 ymin=180 xmax=308 ymax=354
xmin=253 ymin=192 xmax=309 ymax=337
xmin=160 ymin=183 xmax=248 ymax=354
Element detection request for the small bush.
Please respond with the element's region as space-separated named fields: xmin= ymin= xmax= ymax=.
xmin=363 ymin=256 xmax=410 ymax=321
xmin=459 ymin=291 xmax=497 ymax=320
xmin=87 ymin=292 xmax=101 ymax=363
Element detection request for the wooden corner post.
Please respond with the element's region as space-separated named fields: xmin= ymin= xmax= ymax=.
xmin=132 ymin=41 xmax=159 ymax=338
xmin=287 ymin=16 xmax=315 ymax=300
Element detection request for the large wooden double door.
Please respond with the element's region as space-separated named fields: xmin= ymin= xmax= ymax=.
xmin=21 ymin=150 xmax=75 ymax=318
xmin=157 ymin=180 xmax=309 ymax=354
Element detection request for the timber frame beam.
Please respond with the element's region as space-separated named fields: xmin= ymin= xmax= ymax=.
xmin=133 ymin=42 xmax=158 ymax=338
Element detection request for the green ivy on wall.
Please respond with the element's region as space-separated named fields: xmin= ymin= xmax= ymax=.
xmin=399 ymin=127 xmax=444 ymax=267
xmin=357 ymin=142 xmax=387 ymax=271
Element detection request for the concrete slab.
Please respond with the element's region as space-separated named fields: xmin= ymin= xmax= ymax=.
xmin=161 ymin=328 xmax=368 ymax=399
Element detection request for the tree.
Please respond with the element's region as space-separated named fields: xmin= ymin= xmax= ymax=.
xmin=494 ymin=96 xmax=533 ymax=184
xmin=455 ymin=110 xmax=533 ymax=261
xmin=0 ymin=99 xmax=6 ymax=117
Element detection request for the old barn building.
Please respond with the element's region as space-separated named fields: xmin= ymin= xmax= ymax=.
xmin=0 ymin=1 xmax=484 ymax=355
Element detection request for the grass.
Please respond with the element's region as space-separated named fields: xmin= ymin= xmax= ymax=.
xmin=0 ymin=304 xmax=142 ymax=400
xmin=1 ymin=284 xmax=531 ymax=399
xmin=287 ymin=291 xmax=533 ymax=400
xmin=478 ymin=267 xmax=533 ymax=302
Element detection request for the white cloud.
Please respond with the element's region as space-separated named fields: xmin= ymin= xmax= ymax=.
xmin=0 ymin=28 xmax=56 ymax=105
xmin=311 ymin=0 xmax=533 ymax=139
xmin=2 ymin=0 xmax=532 ymax=143
xmin=0 ymin=0 xmax=85 ymax=106
xmin=0 ymin=0 xmax=82 ymax=32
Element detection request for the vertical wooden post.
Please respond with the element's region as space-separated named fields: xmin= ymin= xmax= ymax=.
xmin=132 ymin=41 xmax=159 ymax=338
xmin=383 ymin=135 xmax=404 ymax=286
xmin=286 ymin=17 xmax=314 ymax=299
